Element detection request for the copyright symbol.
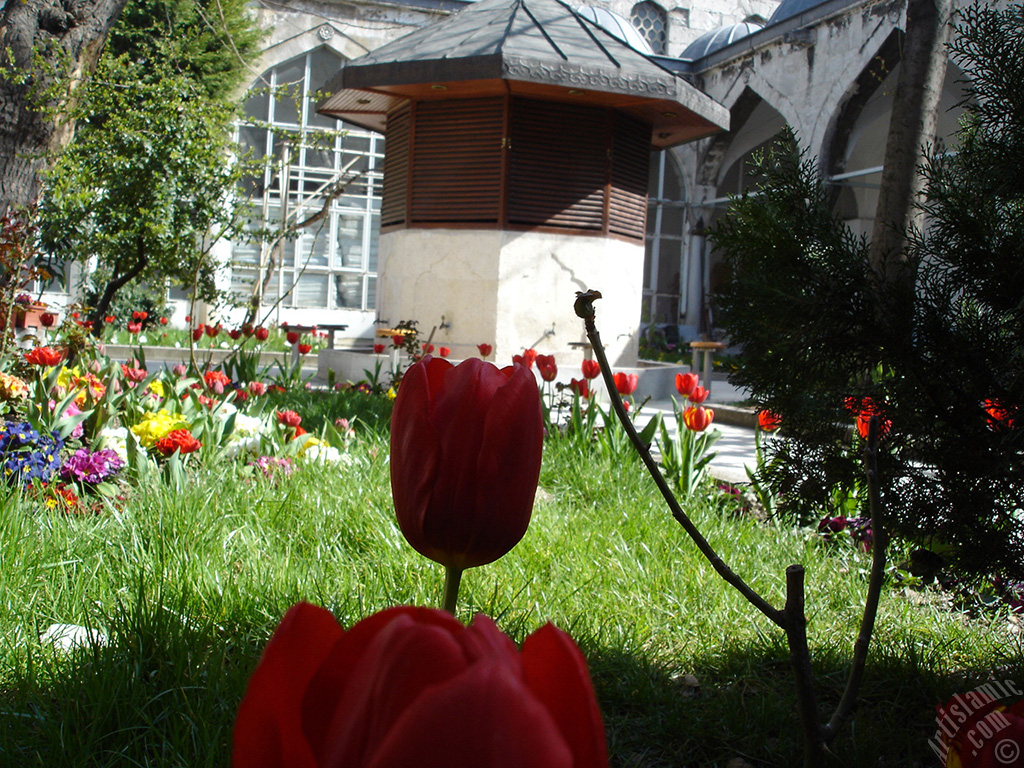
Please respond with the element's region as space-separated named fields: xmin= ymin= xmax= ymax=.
xmin=995 ymin=738 xmax=1020 ymax=765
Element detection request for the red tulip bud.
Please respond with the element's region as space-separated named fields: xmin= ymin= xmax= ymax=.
xmin=477 ymin=343 xmax=493 ymax=357
xmin=675 ymin=372 xmax=699 ymax=397
xmin=613 ymin=371 xmax=638 ymax=395
xmin=580 ymin=359 xmax=600 ymax=380
xmin=390 ymin=357 xmax=543 ymax=571
xmin=537 ymin=354 xmax=558 ymax=382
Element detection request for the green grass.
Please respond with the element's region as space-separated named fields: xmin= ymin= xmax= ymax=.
xmin=1 ymin=435 xmax=1019 ymax=767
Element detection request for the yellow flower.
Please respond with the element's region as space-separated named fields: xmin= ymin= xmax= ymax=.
xmin=131 ymin=409 xmax=189 ymax=448
xmin=147 ymin=379 xmax=166 ymax=399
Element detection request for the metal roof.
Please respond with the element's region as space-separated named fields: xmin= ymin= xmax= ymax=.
xmin=317 ymin=0 xmax=728 ymax=147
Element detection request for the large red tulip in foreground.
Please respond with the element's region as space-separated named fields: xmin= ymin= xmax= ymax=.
xmin=233 ymin=603 xmax=609 ymax=768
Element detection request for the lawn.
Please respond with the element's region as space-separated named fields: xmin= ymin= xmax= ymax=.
xmin=1 ymin=411 xmax=1018 ymax=767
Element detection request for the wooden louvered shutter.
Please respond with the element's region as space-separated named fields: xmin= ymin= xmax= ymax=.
xmin=608 ymin=113 xmax=650 ymax=240
xmin=381 ymin=103 xmax=411 ymax=228
xmin=506 ymin=100 xmax=608 ymax=232
xmin=409 ymin=98 xmax=504 ymax=224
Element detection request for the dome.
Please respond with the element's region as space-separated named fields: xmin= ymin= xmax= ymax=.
xmin=767 ymin=0 xmax=830 ymax=25
xmin=680 ymin=21 xmax=762 ymax=60
xmin=576 ymin=5 xmax=654 ymax=55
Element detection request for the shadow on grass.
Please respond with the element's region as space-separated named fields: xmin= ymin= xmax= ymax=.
xmin=3 ymin=593 xmax=1020 ymax=768
xmin=586 ymin=632 xmax=1022 ymax=768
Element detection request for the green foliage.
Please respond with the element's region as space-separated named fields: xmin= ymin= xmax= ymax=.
xmin=712 ymin=5 xmax=1024 ymax=580
xmin=263 ymin=387 xmax=393 ymax=436
xmin=36 ymin=0 xmax=264 ymax=327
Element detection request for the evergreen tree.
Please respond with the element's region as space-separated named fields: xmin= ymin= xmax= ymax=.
xmin=713 ymin=3 xmax=1024 ymax=581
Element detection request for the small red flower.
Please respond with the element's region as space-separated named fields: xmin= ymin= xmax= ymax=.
xmin=286 ymin=331 xmax=300 ymax=345
xmin=439 ymin=346 xmax=450 ymax=358
xmin=24 ymin=346 xmax=63 ymax=366
xmin=205 ymin=324 xmax=220 ymax=338
xmin=192 ymin=326 xmax=204 ymax=341
xmin=127 ymin=321 xmax=142 ymax=334
xmin=683 ymin=405 xmax=714 ymax=432
xmin=39 ymin=312 xmax=56 ymax=327
xmin=536 ymin=354 xmax=557 ymax=382
xmin=373 ymin=343 xmax=386 ymax=354
xmin=675 ymin=372 xmax=699 ymax=397
xmin=277 ymin=410 xmax=302 ymax=428
xmin=159 ymin=316 xmax=168 ymax=325
xmin=392 ymin=334 xmax=406 ymax=347
xmin=569 ymin=378 xmax=590 ymax=398
xmin=477 ymin=343 xmax=493 ymax=357
xmin=105 ymin=315 xmax=116 ymax=324
xmin=120 ymin=363 xmax=147 ymax=383
xmin=757 ymin=410 xmax=782 ymax=432
xmin=229 ymin=328 xmax=242 ymax=340
xmin=422 ymin=343 xmax=435 ymax=354
xmin=688 ymin=386 xmax=709 ymax=405
xmin=984 ymin=398 xmax=1017 ymax=431
xmin=254 ymin=327 xmax=269 ymax=341
xmin=249 ymin=381 xmax=267 ymax=396
xmin=132 ymin=310 xmax=148 ymax=321
xmin=513 ymin=349 xmax=537 ymax=369
xmin=581 ymin=359 xmax=600 ymax=380
xmin=155 ymin=429 xmax=202 ymax=457
xmin=614 ymin=371 xmax=638 ymax=395
xmin=298 ymin=343 xmax=312 ymax=355
xmin=204 ymin=370 xmax=231 ymax=390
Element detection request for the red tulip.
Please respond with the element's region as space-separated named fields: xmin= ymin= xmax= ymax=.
xmin=537 ymin=354 xmax=557 ymax=382
xmin=683 ymin=405 xmax=714 ymax=432
xmin=192 ymin=327 xmax=204 ymax=342
xmin=254 ymin=326 xmax=269 ymax=341
xmin=120 ymin=363 xmax=148 ymax=383
xmin=439 ymin=346 xmax=450 ymax=358
xmin=132 ymin=310 xmax=148 ymax=321
xmin=39 ymin=311 xmax=56 ymax=327
xmin=675 ymin=372 xmax=699 ymax=397
xmin=757 ymin=410 xmax=782 ymax=432
xmin=159 ymin=316 xmax=168 ymax=325
xmin=569 ymin=378 xmax=590 ymax=398
xmin=277 ymin=410 xmax=302 ymax=428
xmin=104 ymin=315 xmax=116 ymax=324
xmin=390 ymin=357 xmax=543 ymax=573
xmin=24 ymin=346 xmax=63 ymax=366
xmin=688 ymin=386 xmax=709 ymax=405
xmin=206 ymin=324 xmax=221 ymax=338
xmin=249 ymin=381 xmax=267 ymax=396
xmin=232 ymin=602 xmax=609 ymax=768
xmin=513 ymin=348 xmax=537 ymax=369
xmin=229 ymin=328 xmax=243 ymax=340
xmin=298 ymin=343 xmax=312 ymax=355
xmin=154 ymin=429 xmax=201 ymax=457
xmin=983 ymin=398 xmax=1017 ymax=431
xmin=477 ymin=343 xmax=493 ymax=357
xmin=127 ymin=321 xmax=142 ymax=334
xmin=373 ymin=343 xmax=386 ymax=354
xmin=613 ymin=371 xmax=638 ymax=396
xmin=580 ymin=359 xmax=600 ymax=380
xmin=422 ymin=343 xmax=435 ymax=354
xmin=392 ymin=334 xmax=405 ymax=347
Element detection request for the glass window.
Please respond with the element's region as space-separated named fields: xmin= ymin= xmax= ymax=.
xmin=643 ymin=151 xmax=686 ymax=326
xmin=233 ymin=48 xmax=381 ymax=312
xmin=631 ymin=2 xmax=668 ymax=55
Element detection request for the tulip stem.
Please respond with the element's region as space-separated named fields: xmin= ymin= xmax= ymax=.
xmin=442 ymin=565 xmax=464 ymax=615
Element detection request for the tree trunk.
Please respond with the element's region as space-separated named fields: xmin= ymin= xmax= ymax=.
xmin=0 ymin=0 xmax=130 ymax=215
xmin=868 ymin=0 xmax=954 ymax=283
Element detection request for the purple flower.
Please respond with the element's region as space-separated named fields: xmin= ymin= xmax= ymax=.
xmin=60 ymin=447 xmax=124 ymax=484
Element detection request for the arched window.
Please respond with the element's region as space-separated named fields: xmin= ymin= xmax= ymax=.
xmin=231 ymin=47 xmax=381 ymax=313
xmin=643 ymin=151 xmax=686 ymax=327
xmin=631 ymin=2 xmax=668 ymax=55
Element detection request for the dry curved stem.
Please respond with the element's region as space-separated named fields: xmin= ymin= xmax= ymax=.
xmin=574 ymin=291 xmax=891 ymax=767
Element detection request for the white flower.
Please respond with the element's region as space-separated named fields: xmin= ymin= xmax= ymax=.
xmin=97 ymin=426 xmax=129 ymax=463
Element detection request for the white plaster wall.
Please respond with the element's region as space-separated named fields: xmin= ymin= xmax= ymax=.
xmin=379 ymin=229 xmax=644 ymax=367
